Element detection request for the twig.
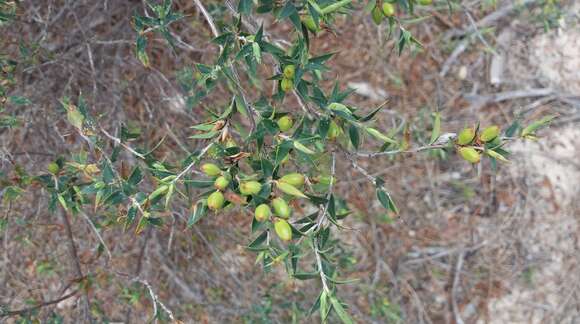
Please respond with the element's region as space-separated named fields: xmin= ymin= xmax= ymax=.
xmin=79 ymin=211 xmax=112 ymax=262
xmin=1 ymin=290 xmax=79 ymax=318
xmin=59 ymin=208 xmax=92 ymax=321
xmin=314 ymin=239 xmax=331 ymax=294
xmin=133 ymin=278 xmax=177 ymax=323
xmin=353 ymin=143 xmax=449 ymax=158
xmin=100 ymin=127 xmax=146 ymax=159
xmin=446 ymin=0 xmax=538 ymax=39
xmin=451 ymin=252 xmax=466 ymax=324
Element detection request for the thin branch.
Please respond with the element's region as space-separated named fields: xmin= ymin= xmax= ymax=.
xmin=59 ymin=208 xmax=92 ymax=321
xmin=451 ymin=252 xmax=466 ymax=324
xmin=1 ymin=290 xmax=79 ymax=318
xmin=79 ymin=211 xmax=112 ymax=262
xmin=133 ymin=278 xmax=177 ymax=323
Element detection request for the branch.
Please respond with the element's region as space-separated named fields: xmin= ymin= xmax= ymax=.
xmin=1 ymin=290 xmax=79 ymax=318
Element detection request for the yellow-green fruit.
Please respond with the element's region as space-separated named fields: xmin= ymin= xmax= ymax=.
xmin=479 ymin=126 xmax=500 ymax=142
xmin=239 ymin=181 xmax=262 ymax=196
xmin=254 ymin=204 xmax=272 ymax=222
xmin=207 ymin=191 xmax=225 ymax=210
xmin=302 ymin=15 xmax=319 ymax=33
xmin=328 ymin=120 xmax=342 ymax=140
xmin=382 ymin=3 xmax=396 ymax=16
xmin=418 ymin=0 xmax=432 ymax=5
xmin=277 ymin=115 xmax=293 ymax=132
xmin=272 ymin=197 xmax=291 ymax=218
xmin=279 ymin=173 xmax=305 ymax=188
xmin=48 ymin=162 xmax=60 ymax=174
xmin=201 ymin=163 xmax=221 ymax=177
xmin=281 ymin=78 xmax=293 ymax=92
xmin=458 ymin=147 xmax=481 ymax=164
xmin=457 ymin=127 xmax=476 ymax=145
xmin=283 ymin=65 xmax=296 ymax=79
xmin=214 ymin=176 xmax=229 ymax=191
xmin=274 ymin=219 xmax=292 ymax=242
xmin=371 ymin=6 xmax=384 ymax=25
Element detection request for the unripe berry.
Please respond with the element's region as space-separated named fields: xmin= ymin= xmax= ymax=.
xmin=239 ymin=181 xmax=262 ymax=196
xmin=201 ymin=163 xmax=221 ymax=177
xmin=277 ymin=115 xmax=293 ymax=132
xmin=302 ymin=15 xmax=320 ymax=33
xmin=283 ymin=65 xmax=295 ymax=79
xmin=207 ymin=191 xmax=225 ymax=210
xmin=458 ymin=147 xmax=481 ymax=163
xmin=457 ymin=127 xmax=476 ymax=145
xmin=48 ymin=162 xmax=60 ymax=174
xmin=382 ymin=3 xmax=396 ymax=17
xmin=279 ymin=173 xmax=305 ymax=188
xmin=274 ymin=219 xmax=292 ymax=241
xmin=272 ymin=197 xmax=291 ymax=218
xmin=280 ymin=78 xmax=293 ymax=92
xmin=254 ymin=204 xmax=272 ymax=222
xmin=371 ymin=6 xmax=384 ymax=25
xmin=214 ymin=176 xmax=229 ymax=191
xmin=479 ymin=125 xmax=500 ymax=142
xmin=327 ymin=120 xmax=342 ymax=140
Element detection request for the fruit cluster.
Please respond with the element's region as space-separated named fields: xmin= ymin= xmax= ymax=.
xmin=201 ymin=161 xmax=308 ymax=243
xmin=455 ymin=125 xmax=503 ymax=164
xmin=280 ymin=64 xmax=295 ymax=92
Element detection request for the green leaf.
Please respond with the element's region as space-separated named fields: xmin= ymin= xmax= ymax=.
xmin=187 ymin=200 xmax=207 ymax=227
xmin=348 ymin=125 xmax=359 ymax=149
xmin=276 ymin=181 xmax=308 ymax=198
xmin=366 ymin=127 xmax=397 ymax=145
xmin=238 ymin=0 xmax=252 ymax=15
xmin=293 ymin=272 xmax=320 ymax=280
xmin=330 ymin=296 xmax=354 ymax=324
xmin=293 ymin=141 xmax=316 ymax=155
xmin=521 ymin=115 xmax=556 ymax=137
xmin=189 ymin=130 xmax=219 ymax=139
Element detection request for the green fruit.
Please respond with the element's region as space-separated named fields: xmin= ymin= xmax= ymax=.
xmin=418 ymin=0 xmax=432 ymax=5
xmin=254 ymin=204 xmax=272 ymax=222
xmin=302 ymin=15 xmax=320 ymax=33
xmin=272 ymin=197 xmax=291 ymax=218
xmin=479 ymin=125 xmax=500 ymax=142
xmin=207 ymin=191 xmax=225 ymax=210
xmin=382 ymin=3 xmax=396 ymax=16
xmin=283 ymin=65 xmax=295 ymax=79
xmin=239 ymin=181 xmax=262 ymax=196
xmin=274 ymin=219 xmax=292 ymax=242
xmin=457 ymin=127 xmax=476 ymax=145
xmin=214 ymin=176 xmax=229 ymax=191
xmin=277 ymin=115 xmax=293 ymax=132
xmin=48 ymin=162 xmax=60 ymax=174
xmin=280 ymin=78 xmax=293 ymax=92
xmin=327 ymin=120 xmax=342 ymax=140
xmin=458 ymin=147 xmax=481 ymax=163
xmin=371 ymin=6 xmax=384 ymax=25
xmin=279 ymin=173 xmax=305 ymax=188
xmin=201 ymin=163 xmax=221 ymax=177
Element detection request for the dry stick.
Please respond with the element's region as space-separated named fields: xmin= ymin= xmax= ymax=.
xmin=440 ymin=0 xmax=538 ymax=77
xmin=451 ymin=252 xmax=466 ymax=324
xmin=79 ymin=211 xmax=112 ymax=262
xmin=1 ymin=290 xmax=79 ymax=318
xmin=59 ymin=208 xmax=92 ymax=322
xmin=446 ymin=0 xmax=538 ymax=39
